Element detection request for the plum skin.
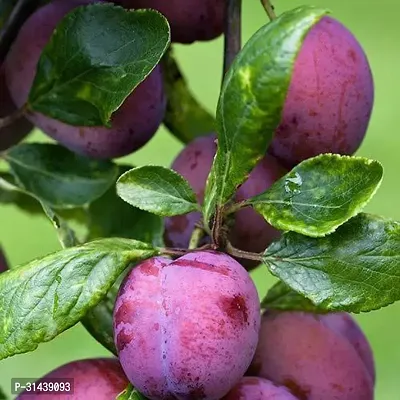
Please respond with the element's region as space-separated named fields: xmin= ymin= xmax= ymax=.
xmin=269 ymin=16 xmax=374 ymax=168
xmin=16 ymin=358 xmax=128 ymax=399
xmin=113 ymin=0 xmax=225 ymax=44
xmin=164 ymin=134 xmax=287 ymax=268
xmin=222 ymin=377 xmax=299 ymax=400
xmin=4 ymin=0 xmax=166 ymax=159
xmin=247 ymin=311 xmax=374 ymax=400
xmin=113 ymin=251 xmax=261 ymax=400
xmin=0 ymin=68 xmax=32 ymax=151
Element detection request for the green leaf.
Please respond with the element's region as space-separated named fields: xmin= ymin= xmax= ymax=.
xmin=81 ymin=273 xmax=122 ymax=356
xmin=263 ymin=213 xmax=400 ymax=313
xmin=261 ymin=281 xmax=327 ymax=313
xmin=247 ymin=154 xmax=383 ymax=237
xmin=203 ymin=6 xmax=329 ymax=227
xmin=87 ymin=165 xmax=164 ymax=246
xmin=116 ymin=165 xmax=200 ymax=217
xmin=162 ymin=48 xmax=216 ymax=143
xmin=0 ymin=386 xmax=7 ymax=400
xmin=3 ymin=143 xmax=118 ymax=209
xmin=27 ymin=3 xmax=170 ymax=127
xmin=117 ymin=384 xmax=148 ymax=400
xmin=0 ymin=238 xmax=157 ymax=360
xmin=0 ymin=173 xmax=78 ymax=249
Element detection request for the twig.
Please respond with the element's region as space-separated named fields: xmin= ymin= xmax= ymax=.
xmin=225 ymin=241 xmax=263 ymax=262
xmin=223 ymin=0 xmax=242 ymax=79
xmin=0 ymin=0 xmax=38 ymax=63
xmin=224 ymin=200 xmax=249 ymax=216
xmin=260 ymin=0 xmax=277 ymax=21
xmin=159 ymin=247 xmax=188 ymax=258
xmin=0 ymin=105 xmax=26 ymax=129
xmin=188 ymin=226 xmax=205 ymax=250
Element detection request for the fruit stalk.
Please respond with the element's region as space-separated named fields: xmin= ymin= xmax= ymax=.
xmin=0 ymin=104 xmax=25 ymax=129
xmin=223 ymin=0 xmax=242 ymax=78
xmin=260 ymin=0 xmax=276 ymax=20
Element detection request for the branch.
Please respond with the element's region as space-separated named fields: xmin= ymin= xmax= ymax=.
xmin=260 ymin=0 xmax=277 ymax=21
xmin=223 ymin=0 xmax=242 ymax=78
xmin=0 ymin=105 xmax=26 ymax=129
xmin=0 ymin=0 xmax=38 ymax=63
xmin=225 ymin=241 xmax=263 ymax=262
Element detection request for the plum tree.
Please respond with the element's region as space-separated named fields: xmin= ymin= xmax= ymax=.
xmin=112 ymin=0 xmax=225 ymax=44
xmin=0 ymin=68 xmax=32 ymax=151
xmin=222 ymin=377 xmax=299 ymax=400
xmin=164 ymin=134 xmax=288 ymax=268
xmin=113 ymin=251 xmax=261 ymax=399
xmin=269 ymin=16 xmax=374 ymax=168
xmin=4 ymin=0 xmax=166 ymax=159
xmin=247 ymin=310 xmax=374 ymax=400
xmin=16 ymin=358 xmax=128 ymax=399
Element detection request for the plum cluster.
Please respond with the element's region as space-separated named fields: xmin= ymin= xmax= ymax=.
xmin=7 ymin=1 xmax=377 ymax=399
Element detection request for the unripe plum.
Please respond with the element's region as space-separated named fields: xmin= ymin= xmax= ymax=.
xmin=0 ymin=68 xmax=32 ymax=151
xmin=269 ymin=16 xmax=374 ymax=168
xmin=222 ymin=377 xmax=299 ymax=400
xmin=113 ymin=251 xmax=261 ymax=399
xmin=248 ymin=311 xmax=374 ymax=400
xmin=5 ymin=0 xmax=166 ymax=159
xmin=16 ymin=358 xmax=128 ymax=399
xmin=113 ymin=0 xmax=224 ymax=44
xmin=164 ymin=135 xmax=287 ymax=266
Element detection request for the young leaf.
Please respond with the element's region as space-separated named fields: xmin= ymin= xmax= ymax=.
xmin=261 ymin=281 xmax=327 ymax=313
xmin=263 ymin=213 xmax=400 ymax=313
xmin=247 ymin=154 xmax=383 ymax=237
xmin=116 ymin=166 xmax=200 ymax=217
xmin=117 ymin=384 xmax=148 ymax=400
xmin=0 ymin=238 xmax=158 ymax=360
xmin=87 ymin=165 xmax=164 ymax=246
xmin=3 ymin=143 xmax=118 ymax=209
xmin=27 ymin=3 xmax=170 ymax=127
xmin=203 ymin=6 xmax=329 ymax=227
xmin=162 ymin=48 xmax=216 ymax=143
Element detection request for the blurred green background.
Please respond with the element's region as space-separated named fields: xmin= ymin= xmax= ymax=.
xmin=0 ymin=0 xmax=399 ymax=398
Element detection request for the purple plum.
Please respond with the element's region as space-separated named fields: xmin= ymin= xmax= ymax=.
xmin=4 ymin=0 xmax=166 ymax=159
xmin=222 ymin=377 xmax=299 ymax=400
xmin=0 ymin=67 xmax=32 ymax=151
xmin=0 ymin=246 xmax=9 ymax=273
xmin=269 ymin=16 xmax=374 ymax=168
xmin=113 ymin=0 xmax=225 ymax=44
xmin=164 ymin=134 xmax=288 ymax=269
xmin=113 ymin=251 xmax=261 ymax=399
xmin=248 ymin=310 xmax=374 ymax=400
xmin=16 ymin=358 xmax=129 ymax=399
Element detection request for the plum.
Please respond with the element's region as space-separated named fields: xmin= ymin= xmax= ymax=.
xmin=222 ymin=377 xmax=299 ymax=400
xmin=248 ymin=311 xmax=374 ymax=400
xmin=4 ymin=0 xmax=166 ymax=159
xmin=269 ymin=16 xmax=374 ymax=168
xmin=113 ymin=0 xmax=224 ymax=44
xmin=164 ymin=135 xmax=287 ymax=267
xmin=0 ymin=67 xmax=32 ymax=151
xmin=113 ymin=251 xmax=261 ymax=399
xmin=16 ymin=358 xmax=128 ymax=399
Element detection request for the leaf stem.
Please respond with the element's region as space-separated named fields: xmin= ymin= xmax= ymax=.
xmin=188 ymin=226 xmax=205 ymax=250
xmin=0 ymin=105 xmax=26 ymax=129
xmin=260 ymin=0 xmax=277 ymax=21
xmin=224 ymin=200 xmax=249 ymax=216
xmin=159 ymin=247 xmax=188 ymax=257
xmin=225 ymin=241 xmax=263 ymax=262
xmin=0 ymin=0 xmax=38 ymax=62
xmin=223 ymin=0 xmax=242 ymax=78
